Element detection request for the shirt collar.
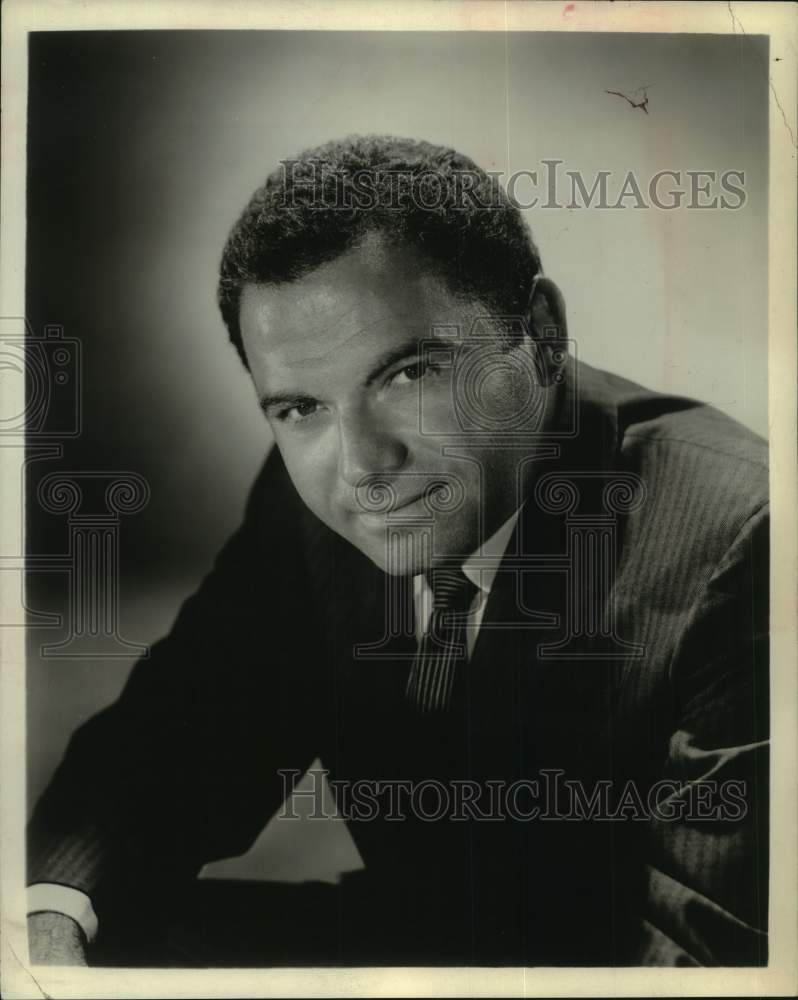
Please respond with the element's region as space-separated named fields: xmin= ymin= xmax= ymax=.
xmin=462 ymin=506 xmax=522 ymax=594
xmin=412 ymin=506 xmax=522 ymax=599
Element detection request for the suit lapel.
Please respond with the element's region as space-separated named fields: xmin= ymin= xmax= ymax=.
xmin=462 ymin=358 xmax=628 ymax=782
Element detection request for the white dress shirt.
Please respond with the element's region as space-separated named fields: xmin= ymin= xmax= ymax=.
xmin=28 ymin=506 xmax=522 ymax=943
xmin=413 ymin=507 xmax=521 ymax=657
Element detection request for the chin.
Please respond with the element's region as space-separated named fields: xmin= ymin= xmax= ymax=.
xmin=356 ymin=529 xmax=429 ymax=577
xmin=352 ymin=517 xmax=476 ymax=577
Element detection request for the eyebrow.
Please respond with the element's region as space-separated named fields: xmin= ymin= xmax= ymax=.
xmin=258 ymin=335 xmax=457 ymax=414
xmin=259 ymin=392 xmax=317 ymax=415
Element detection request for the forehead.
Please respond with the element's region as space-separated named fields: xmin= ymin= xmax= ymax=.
xmin=239 ymin=238 xmax=480 ymax=372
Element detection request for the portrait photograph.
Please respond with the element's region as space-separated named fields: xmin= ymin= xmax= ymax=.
xmin=1 ymin=2 xmax=796 ymax=998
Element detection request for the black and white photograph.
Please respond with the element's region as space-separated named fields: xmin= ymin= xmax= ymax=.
xmin=1 ymin=1 xmax=796 ymax=996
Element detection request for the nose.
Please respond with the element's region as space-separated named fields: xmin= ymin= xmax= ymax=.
xmin=337 ymin=406 xmax=409 ymax=487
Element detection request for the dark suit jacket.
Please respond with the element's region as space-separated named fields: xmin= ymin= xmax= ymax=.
xmin=29 ymin=359 xmax=769 ymax=967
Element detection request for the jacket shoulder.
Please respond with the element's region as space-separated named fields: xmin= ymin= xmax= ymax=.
xmin=579 ymin=363 xmax=768 ymax=495
xmin=621 ymin=397 xmax=768 ymax=475
xmin=576 ymin=361 xmax=768 ymax=561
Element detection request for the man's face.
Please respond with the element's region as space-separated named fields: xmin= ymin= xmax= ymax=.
xmin=240 ymin=236 xmax=551 ymax=575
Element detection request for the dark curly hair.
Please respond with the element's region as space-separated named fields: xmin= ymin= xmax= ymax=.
xmin=218 ymin=134 xmax=542 ymax=367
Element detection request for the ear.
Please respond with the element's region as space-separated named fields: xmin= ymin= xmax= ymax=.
xmin=524 ymin=276 xmax=568 ymax=390
xmin=527 ymin=276 xmax=568 ymax=339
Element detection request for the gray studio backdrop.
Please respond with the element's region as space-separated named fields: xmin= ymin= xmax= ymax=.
xmin=26 ymin=29 xmax=768 ymax=882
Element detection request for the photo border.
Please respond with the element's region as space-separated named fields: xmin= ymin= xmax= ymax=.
xmin=1 ymin=2 xmax=795 ymax=997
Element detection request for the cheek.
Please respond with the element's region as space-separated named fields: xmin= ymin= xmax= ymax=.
xmin=416 ymin=382 xmax=460 ymax=435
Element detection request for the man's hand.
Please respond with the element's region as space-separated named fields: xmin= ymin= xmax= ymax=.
xmin=28 ymin=911 xmax=88 ymax=965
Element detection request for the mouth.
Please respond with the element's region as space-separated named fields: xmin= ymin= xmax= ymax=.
xmin=351 ymin=483 xmax=447 ymax=521
xmin=354 ymin=495 xmax=424 ymax=522
xmin=388 ymin=492 xmax=427 ymax=514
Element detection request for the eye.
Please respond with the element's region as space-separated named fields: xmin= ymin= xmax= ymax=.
xmin=278 ymin=400 xmax=320 ymax=423
xmin=390 ymin=360 xmax=431 ymax=387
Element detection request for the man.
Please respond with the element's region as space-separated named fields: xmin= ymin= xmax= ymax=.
xmin=27 ymin=136 xmax=769 ymax=967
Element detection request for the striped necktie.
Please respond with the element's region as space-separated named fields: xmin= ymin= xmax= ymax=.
xmin=405 ymin=568 xmax=479 ymax=713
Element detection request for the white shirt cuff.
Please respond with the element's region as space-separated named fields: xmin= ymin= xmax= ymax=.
xmin=27 ymin=883 xmax=99 ymax=944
